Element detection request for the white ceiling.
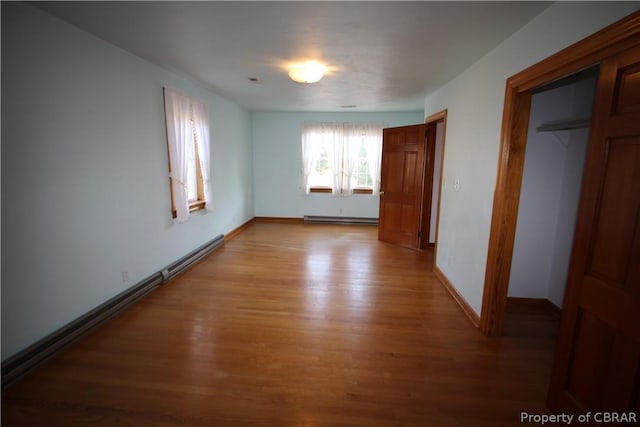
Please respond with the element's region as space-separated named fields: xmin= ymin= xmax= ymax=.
xmin=35 ymin=1 xmax=551 ymax=112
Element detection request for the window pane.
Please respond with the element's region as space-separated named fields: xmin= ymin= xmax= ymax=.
xmin=187 ymin=137 xmax=197 ymax=201
xmin=353 ymin=142 xmax=373 ymax=188
xmin=308 ymin=136 xmax=333 ymax=188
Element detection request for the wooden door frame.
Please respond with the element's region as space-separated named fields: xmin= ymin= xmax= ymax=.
xmin=480 ymin=11 xmax=640 ymax=336
xmin=420 ymin=110 xmax=448 ymax=253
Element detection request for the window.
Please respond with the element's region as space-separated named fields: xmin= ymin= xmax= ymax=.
xmin=301 ymin=122 xmax=383 ymax=195
xmin=163 ymin=88 xmax=211 ymax=222
xmin=343 ymin=123 xmax=383 ymax=195
xmin=302 ymin=123 xmax=342 ymax=193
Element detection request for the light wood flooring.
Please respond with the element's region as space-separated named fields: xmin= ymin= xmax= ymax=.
xmin=2 ymin=222 xmax=559 ymax=426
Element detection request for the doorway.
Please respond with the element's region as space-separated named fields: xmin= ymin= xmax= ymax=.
xmin=479 ymin=10 xmax=640 ymax=415
xmin=480 ymin=12 xmax=640 ymax=337
xmin=507 ymin=69 xmax=598 ymax=313
xmin=378 ymin=111 xmax=447 ymax=253
xmin=421 ymin=110 xmax=447 ymax=255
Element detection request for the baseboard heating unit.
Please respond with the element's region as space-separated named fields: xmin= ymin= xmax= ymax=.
xmin=1 ymin=234 xmax=224 ymax=390
xmin=303 ymin=215 xmax=378 ymax=225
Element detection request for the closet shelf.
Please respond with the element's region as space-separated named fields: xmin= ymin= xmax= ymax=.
xmin=536 ymin=117 xmax=591 ymax=132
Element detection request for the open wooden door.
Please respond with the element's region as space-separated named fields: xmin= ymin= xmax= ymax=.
xmin=378 ymin=124 xmax=428 ymax=249
xmin=548 ymin=45 xmax=640 ymax=415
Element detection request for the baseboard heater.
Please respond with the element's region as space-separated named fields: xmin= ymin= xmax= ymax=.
xmin=1 ymin=234 xmax=224 ymax=390
xmin=303 ymin=215 xmax=379 ymax=225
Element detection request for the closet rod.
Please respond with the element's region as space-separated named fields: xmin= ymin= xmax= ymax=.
xmin=537 ymin=117 xmax=591 ymax=132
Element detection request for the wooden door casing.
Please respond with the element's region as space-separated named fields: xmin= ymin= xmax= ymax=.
xmin=378 ymin=124 xmax=427 ymax=249
xmin=480 ymin=11 xmax=640 ymax=338
xmin=548 ymin=45 xmax=640 ymax=414
xmin=419 ymin=120 xmax=438 ymax=250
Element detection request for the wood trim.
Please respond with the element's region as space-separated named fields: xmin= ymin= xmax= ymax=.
xmin=481 ymin=89 xmax=532 ymax=336
xmin=425 ymin=110 xmax=447 ymax=124
xmin=194 ymin=133 xmax=205 ymax=203
xmin=163 ymin=88 xmax=177 ymax=218
xmin=189 ymin=200 xmax=206 ymax=212
xmin=434 ymin=266 xmax=480 ymax=328
xmin=309 ymin=187 xmax=333 ymax=194
xmin=224 ymin=218 xmax=256 ymax=242
xmin=508 ymin=11 xmax=640 ymax=93
xmin=309 ymin=188 xmax=373 ymax=195
xmin=419 ymin=122 xmax=436 ymax=249
xmin=352 ymin=188 xmax=373 ymax=195
xmin=254 ymin=217 xmax=305 ymax=224
xmin=423 ymin=109 xmax=447 ymax=256
xmin=171 ymin=200 xmax=206 ymax=219
xmin=480 ymin=11 xmax=640 ymax=337
xmin=506 ymin=297 xmax=562 ymax=319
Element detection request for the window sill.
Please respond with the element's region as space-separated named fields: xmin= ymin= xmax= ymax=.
xmin=189 ymin=200 xmax=206 ymax=212
xmin=308 ymin=187 xmax=374 ymax=195
xmin=352 ymin=188 xmax=373 ymax=195
xmin=171 ymin=201 xmax=206 ymax=219
xmin=309 ymin=187 xmax=333 ymax=194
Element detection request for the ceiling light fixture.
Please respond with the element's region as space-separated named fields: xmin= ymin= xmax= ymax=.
xmin=288 ymin=60 xmax=327 ymax=84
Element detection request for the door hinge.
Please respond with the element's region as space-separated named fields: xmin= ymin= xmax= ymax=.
xmin=418 ymin=231 xmax=423 ymax=238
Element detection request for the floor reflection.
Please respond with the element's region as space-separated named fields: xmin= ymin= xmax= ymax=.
xmin=305 ymin=251 xmax=331 ymax=314
xmin=304 ymin=245 xmax=375 ymax=320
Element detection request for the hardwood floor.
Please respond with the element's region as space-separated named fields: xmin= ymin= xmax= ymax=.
xmin=2 ymin=223 xmax=558 ymax=426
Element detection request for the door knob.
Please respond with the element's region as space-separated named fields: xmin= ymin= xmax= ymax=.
xmin=379 ymin=191 xmax=385 ymax=195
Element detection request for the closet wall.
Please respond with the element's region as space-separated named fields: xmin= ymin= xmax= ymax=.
xmin=507 ymin=74 xmax=597 ymax=308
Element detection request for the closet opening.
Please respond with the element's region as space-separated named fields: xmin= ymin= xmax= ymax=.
xmin=504 ymin=65 xmax=599 ymax=334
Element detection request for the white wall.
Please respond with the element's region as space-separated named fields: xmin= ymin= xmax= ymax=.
xmin=1 ymin=3 xmax=254 ymax=360
xmin=546 ymin=128 xmax=589 ymax=307
xmin=508 ymin=78 xmax=594 ymax=305
xmin=547 ymin=77 xmax=596 ymax=307
xmin=423 ymin=2 xmax=639 ymax=315
xmin=252 ymin=111 xmax=423 ymax=218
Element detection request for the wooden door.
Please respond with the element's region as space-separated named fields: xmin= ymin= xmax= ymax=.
xmin=548 ymin=46 xmax=640 ymax=414
xmin=378 ymin=124 xmax=427 ymax=249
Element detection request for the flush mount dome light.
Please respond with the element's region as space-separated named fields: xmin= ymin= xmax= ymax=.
xmin=288 ymin=60 xmax=327 ymax=84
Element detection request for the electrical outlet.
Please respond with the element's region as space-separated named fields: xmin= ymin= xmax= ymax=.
xmin=121 ymin=271 xmax=129 ymax=283
xmin=453 ymin=179 xmax=461 ymax=192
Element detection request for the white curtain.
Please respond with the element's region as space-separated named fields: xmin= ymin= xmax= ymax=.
xmin=327 ymin=125 xmax=343 ymax=195
xmin=191 ymin=98 xmax=212 ymax=211
xmin=301 ymin=122 xmax=383 ymax=196
xmin=364 ymin=124 xmax=383 ymax=195
xmin=301 ymin=124 xmax=316 ymax=194
xmin=343 ymin=123 xmax=384 ymax=195
xmin=163 ymin=88 xmax=193 ymax=222
xmin=300 ymin=123 xmax=342 ymax=194
xmin=342 ymin=124 xmax=363 ymax=195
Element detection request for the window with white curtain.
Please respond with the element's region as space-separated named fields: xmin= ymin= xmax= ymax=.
xmin=163 ymin=88 xmax=211 ymax=222
xmin=301 ymin=122 xmax=383 ymax=195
